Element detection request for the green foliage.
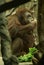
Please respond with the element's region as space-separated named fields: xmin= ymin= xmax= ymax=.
xmin=18 ymin=47 xmax=38 ymax=62
xmin=29 ymin=47 xmax=38 ymax=54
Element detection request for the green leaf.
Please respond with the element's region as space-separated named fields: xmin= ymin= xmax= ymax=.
xmin=18 ymin=47 xmax=38 ymax=62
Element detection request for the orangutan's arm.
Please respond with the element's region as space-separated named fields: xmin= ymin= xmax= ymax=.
xmin=18 ymin=22 xmax=36 ymax=31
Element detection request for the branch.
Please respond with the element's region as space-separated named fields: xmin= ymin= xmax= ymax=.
xmin=0 ymin=0 xmax=30 ymax=13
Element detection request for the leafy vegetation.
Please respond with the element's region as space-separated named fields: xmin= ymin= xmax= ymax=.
xmin=18 ymin=47 xmax=38 ymax=62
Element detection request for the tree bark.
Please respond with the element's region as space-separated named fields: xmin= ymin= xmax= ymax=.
xmin=38 ymin=0 xmax=44 ymax=53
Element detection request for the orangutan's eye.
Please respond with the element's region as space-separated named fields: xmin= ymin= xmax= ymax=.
xmin=27 ymin=15 xmax=31 ymax=18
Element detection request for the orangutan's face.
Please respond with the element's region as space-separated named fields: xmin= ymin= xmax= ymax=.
xmin=24 ymin=11 xmax=34 ymax=23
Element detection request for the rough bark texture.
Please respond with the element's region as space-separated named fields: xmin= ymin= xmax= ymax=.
xmin=38 ymin=0 xmax=44 ymax=53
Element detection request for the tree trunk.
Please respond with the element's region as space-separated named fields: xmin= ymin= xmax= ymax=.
xmin=38 ymin=0 xmax=44 ymax=53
